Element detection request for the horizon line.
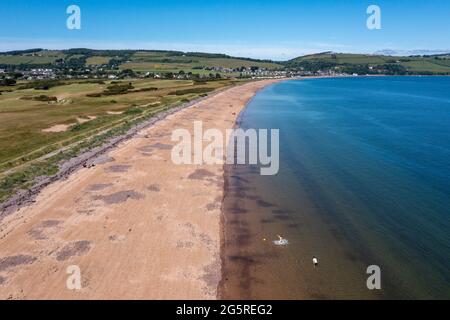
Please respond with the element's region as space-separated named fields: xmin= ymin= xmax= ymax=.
xmin=1 ymin=47 xmax=450 ymax=62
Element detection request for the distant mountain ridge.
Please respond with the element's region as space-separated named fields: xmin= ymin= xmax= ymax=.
xmin=374 ymin=49 xmax=450 ymax=57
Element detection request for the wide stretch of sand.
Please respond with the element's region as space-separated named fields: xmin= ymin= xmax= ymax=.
xmin=0 ymin=79 xmax=279 ymax=300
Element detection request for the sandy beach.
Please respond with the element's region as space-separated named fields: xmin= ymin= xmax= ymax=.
xmin=0 ymin=79 xmax=279 ymax=300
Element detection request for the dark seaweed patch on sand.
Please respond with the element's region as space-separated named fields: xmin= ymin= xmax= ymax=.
xmin=188 ymin=169 xmax=215 ymax=180
xmin=78 ymin=209 xmax=95 ymax=216
xmin=56 ymin=240 xmax=92 ymax=261
xmin=200 ymin=257 xmax=221 ymax=295
xmin=87 ymin=183 xmax=113 ymax=191
xmin=138 ymin=145 xmax=154 ymax=153
xmin=0 ymin=255 xmax=37 ymax=272
xmin=28 ymin=220 xmax=62 ymax=240
xmin=40 ymin=220 xmax=62 ymax=228
xmin=105 ymin=165 xmax=131 ymax=173
xmin=199 ymin=232 xmax=214 ymax=247
xmin=206 ymin=203 xmax=219 ymax=211
xmin=28 ymin=228 xmax=47 ymax=240
xmin=151 ymin=143 xmax=172 ymax=150
xmin=94 ymin=190 xmax=145 ymax=204
xmin=0 ymin=276 xmax=6 ymax=285
xmin=147 ymin=184 xmax=161 ymax=192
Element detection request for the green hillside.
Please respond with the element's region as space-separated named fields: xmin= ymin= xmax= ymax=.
xmin=284 ymin=52 xmax=450 ymax=75
xmin=1 ymin=49 xmax=449 ymax=75
xmin=0 ymin=48 xmax=283 ymax=73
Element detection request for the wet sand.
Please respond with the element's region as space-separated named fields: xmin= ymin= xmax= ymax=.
xmin=0 ymin=79 xmax=280 ymax=300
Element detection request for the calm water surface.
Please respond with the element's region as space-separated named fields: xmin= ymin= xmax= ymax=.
xmin=221 ymin=77 xmax=450 ymax=299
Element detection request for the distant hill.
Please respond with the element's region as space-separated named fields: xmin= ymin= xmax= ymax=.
xmin=1 ymin=49 xmax=449 ymax=75
xmin=374 ymin=49 xmax=450 ymax=57
xmin=283 ymin=52 xmax=450 ymax=75
xmin=0 ymin=48 xmax=284 ymax=73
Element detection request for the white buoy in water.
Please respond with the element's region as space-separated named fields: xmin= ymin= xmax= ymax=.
xmin=273 ymin=235 xmax=289 ymax=246
xmin=313 ymin=256 xmax=318 ymax=267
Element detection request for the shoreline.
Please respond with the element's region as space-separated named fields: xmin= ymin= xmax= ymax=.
xmin=0 ymin=84 xmax=236 ymax=220
xmin=0 ymin=79 xmax=281 ymax=299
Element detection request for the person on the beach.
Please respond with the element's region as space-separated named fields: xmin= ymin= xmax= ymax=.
xmin=313 ymin=256 xmax=318 ymax=267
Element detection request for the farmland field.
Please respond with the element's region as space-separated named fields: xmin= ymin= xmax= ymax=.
xmin=119 ymin=51 xmax=284 ymax=73
xmin=86 ymin=56 xmax=113 ymax=65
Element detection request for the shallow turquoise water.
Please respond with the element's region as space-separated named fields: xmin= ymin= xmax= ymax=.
xmin=225 ymin=77 xmax=450 ymax=299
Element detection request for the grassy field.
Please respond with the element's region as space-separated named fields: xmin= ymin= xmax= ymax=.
xmin=86 ymin=56 xmax=113 ymax=65
xmin=120 ymin=51 xmax=283 ymax=72
xmin=0 ymin=78 xmax=240 ymax=201
xmin=0 ymin=55 xmax=59 ymax=65
xmin=298 ymin=53 xmax=388 ymax=64
xmin=0 ymin=50 xmax=66 ymax=65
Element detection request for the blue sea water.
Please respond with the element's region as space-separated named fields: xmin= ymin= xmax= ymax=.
xmin=223 ymin=77 xmax=450 ymax=299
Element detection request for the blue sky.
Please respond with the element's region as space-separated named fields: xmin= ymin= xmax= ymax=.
xmin=1 ymin=0 xmax=449 ymax=60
